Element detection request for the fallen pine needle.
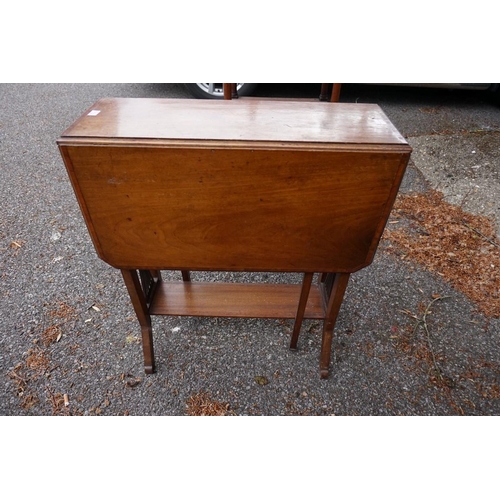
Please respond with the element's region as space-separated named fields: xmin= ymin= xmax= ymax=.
xmin=385 ymin=190 xmax=500 ymax=317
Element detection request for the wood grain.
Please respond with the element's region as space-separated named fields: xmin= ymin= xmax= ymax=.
xmin=60 ymin=98 xmax=408 ymax=146
xmin=60 ymin=144 xmax=409 ymax=272
xmin=57 ymin=98 xmax=412 ymax=377
xmin=149 ymin=281 xmax=325 ymax=319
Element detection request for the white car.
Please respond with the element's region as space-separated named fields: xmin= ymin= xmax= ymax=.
xmin=184 ymin=83 xmax=258 ymax=99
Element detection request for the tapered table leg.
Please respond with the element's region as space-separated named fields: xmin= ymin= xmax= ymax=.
xmin=320 ymin=272 xmax=350 ymax=379
xmin=121 ymin=269 xmax=156 ymax=374
xmin=290 ymin=272 xmax=314 ymax=349
xmin=330 ymin=83 xmax=342 ymax=102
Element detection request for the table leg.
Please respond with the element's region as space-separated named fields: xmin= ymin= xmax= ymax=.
xmin=150 ymin=270 xmax=162 ymax=281
xmin=320 ymin=272 xmax=350 ymax=379
xmin=290 ymin=272 xmax=314 ymax=349
xmin=181 ymin=271 xmax=191 ymax=282
xmin=139 ymin=269 xmax=161 ymax=306
xmin=121 ymin=269 xmax=155 ymax=374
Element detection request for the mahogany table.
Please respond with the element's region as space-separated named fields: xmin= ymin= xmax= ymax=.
xmin=57 ymin=97 xmax=411 ymax=378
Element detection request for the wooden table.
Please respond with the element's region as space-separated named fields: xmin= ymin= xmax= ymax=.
xmin=57 ymin=97 xmax=411 ymax=378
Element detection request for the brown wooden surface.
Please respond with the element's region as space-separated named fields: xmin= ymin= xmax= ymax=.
xmin=320 ymin=272 xmax=350 ymax=378
xmin=149 ymin=281 xmax=325 ymax=319
xmin=59 ymin=98 xmax=408 ymax=146
xmin=330 ymin=83 xmax=342 ymax=102
xmin=290 ymin=272 xmax=315 ymax=349
xmin=59 ymin=143 xmax=409 ymax=272
xmin=58 ymin=98 xmax=412 ymax=377
xmin=121 ymin=269 xmax=155 ymax=373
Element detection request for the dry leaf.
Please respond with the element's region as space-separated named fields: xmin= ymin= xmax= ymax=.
xmin=124 ymin=375 xmax=141 ymax=388
xmin=254 ymin=376 xmax=269 ymax=386
xmin=186 ymin=392 xmax=232 ymax=416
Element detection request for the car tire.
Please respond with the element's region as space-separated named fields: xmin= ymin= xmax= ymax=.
xmin=184 ymin=83 xmax=258 ymax=99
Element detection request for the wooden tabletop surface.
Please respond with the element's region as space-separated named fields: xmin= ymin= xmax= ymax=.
xmin=61 ymin=98 xmax=408 ymax=146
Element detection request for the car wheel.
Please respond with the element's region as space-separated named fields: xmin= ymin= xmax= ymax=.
xmin=184 ymin=83 xmax=258 ymax=99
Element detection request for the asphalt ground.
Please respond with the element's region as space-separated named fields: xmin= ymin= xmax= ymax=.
xmin=1 ymin=83 xmax=500 ymax=418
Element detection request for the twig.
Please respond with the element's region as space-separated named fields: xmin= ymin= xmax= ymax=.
xmin=412 ymin=296 xmax=451 ymax=380
xmin=459 ymin=187 xmax=474 ymax=209
xmin=462 ymin=220 xmax=499 ymax=248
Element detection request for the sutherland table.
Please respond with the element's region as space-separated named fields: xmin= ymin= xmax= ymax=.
xmin=57 ymin=97 xmax=412 ymax=378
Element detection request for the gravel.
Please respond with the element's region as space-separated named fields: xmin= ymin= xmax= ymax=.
xmin=1 ymin=83 xmax=499 ymax=416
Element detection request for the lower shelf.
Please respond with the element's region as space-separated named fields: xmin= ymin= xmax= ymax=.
xmin=149 ymin=281 xmax=325 ymax=319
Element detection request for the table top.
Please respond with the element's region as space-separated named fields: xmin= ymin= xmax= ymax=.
xmin=60 ymin=98 xmax=408 ymax=147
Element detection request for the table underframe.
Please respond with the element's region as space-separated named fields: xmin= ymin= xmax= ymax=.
xmin=121 ymin=269 xmax=350 ymax=379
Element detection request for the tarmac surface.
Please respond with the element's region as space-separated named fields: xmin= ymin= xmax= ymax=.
xmin=1 ymin=83 xmax=499 ymax=415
